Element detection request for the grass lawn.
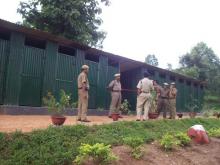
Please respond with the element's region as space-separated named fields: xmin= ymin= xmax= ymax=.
xmin=1 ymin=118 xmax=220 ymax=165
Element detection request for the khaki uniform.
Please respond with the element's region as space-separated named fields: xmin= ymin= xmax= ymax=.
xmin=169 ymin=87 xmax=177 ymax=119
xmin=108 ymin=80 xmax=122 ymax=115
xmin=136 ymin=78 xmax=154 ymax=120
xmin=157 ymin=86 xmax=170 ymax=119
xmin=77 ymin=72 xmax=89 ymax=120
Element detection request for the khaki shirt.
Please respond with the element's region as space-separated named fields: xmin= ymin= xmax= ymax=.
xmin=169 ymin=87 xmax=177 ymax=98
xmin=108 ymin=80 xmax=121 ymax=91
xmin=158 ymin=86 xmax=170 ymax=98
xmin=137 ymin=78 xmax=154 ymax=93
xmin=77 ymin=72 xmax=89 ymax=89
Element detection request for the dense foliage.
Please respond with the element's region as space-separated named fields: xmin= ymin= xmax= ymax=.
xmin=1 ymin=119 xmax=220 ymax=164
xmin=18 ymin=0 xmax=110 ymax=48
xmin=145 ymin=54 xmax=159 ymax=66
xmin=176 ymin=42 xmax=220 ymax=97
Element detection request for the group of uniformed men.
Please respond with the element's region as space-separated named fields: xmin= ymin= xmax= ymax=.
xmin=77 ymin=64 xmax=177 ymax=122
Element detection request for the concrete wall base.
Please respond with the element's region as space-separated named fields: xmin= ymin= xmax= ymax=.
xmin=0 ymin=105 xmax=109 ymax=116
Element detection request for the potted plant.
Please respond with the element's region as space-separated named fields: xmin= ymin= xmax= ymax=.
xmin=111 ymin=108 xmax=120 ymax=121
xmin=177 ymin=112 xmax=183 ymax=118
xmin=148 ymin=91 xmax=159 ymax=119
xmin=119 ymin=99 xmax=131 ymax=115
xmin=43 ymin=90 xmax=71 ymax=126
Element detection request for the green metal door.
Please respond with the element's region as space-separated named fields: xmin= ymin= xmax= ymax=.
xmin=185 ymin=83 xmax=191 ymax=110
xmin=176 ymin=80 xmax=185 ymax=111
xmin=19 ymin=46 xmax=45 ymax=106
xmin=106 ymin=66 xmax=119 ymax=109
xmin=86 ymin=60 xmax=98 ymax=109
xmin=0 ymin=39 xmax=10 ymax=104
xmin=54 ymin=53 xmax=76 ymax=101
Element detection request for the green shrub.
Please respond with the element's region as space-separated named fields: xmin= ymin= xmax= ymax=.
xmin=120 ymin=99 xmax=131 ymax=114
xmin=208 ymin=128 xmax=220 ymax=138
xmin=202 ymin=110 xmax=213 ymax=118
xmin=160 ymin=132 xmax=191 ymax=151
xmin=175 ymin=132 xmax=191 ymax=146
xmin=43 ymin=90 xmax=72 ymax=115
xmin=123 ymin=137 xmax=145 ymax=159
xmin=160 ymin=134 xmax=180 ymax=151
xmin=74 ymin=143 xmax=117 ymax=165
xmin=123 ymin=137 xmax=144 ymax=149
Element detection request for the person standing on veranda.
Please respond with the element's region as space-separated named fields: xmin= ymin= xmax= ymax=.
xmin=136 ymin=71 xmax=154 ymax=121
xmin=157 ymin=83 xmax=170 ymax=119
xmin=77 ymin=65 xmax=90 ymax=122
xmin=169 ymin=82 xmax=178 ymax=119
xmin=108 ymin=73 xmax=122 ymax=118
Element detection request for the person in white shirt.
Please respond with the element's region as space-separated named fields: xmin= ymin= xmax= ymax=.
xmin=136 ymin=71 xmax=154 ymax=121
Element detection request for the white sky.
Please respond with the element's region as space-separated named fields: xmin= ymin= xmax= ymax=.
xmin=1 ymin=0 xmax=220 ymax=68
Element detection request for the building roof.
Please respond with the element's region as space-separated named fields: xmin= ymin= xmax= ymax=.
xmin=0 ymin=18 xmax=204 ymax=84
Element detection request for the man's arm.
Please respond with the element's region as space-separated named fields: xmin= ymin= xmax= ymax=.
xmin=107 ymin=80 xmax=114 ymax=91
xmin=136 ymin=80 xmax=141 ymax=95
xmin=81 ymin=74 xmax=88 ymax=90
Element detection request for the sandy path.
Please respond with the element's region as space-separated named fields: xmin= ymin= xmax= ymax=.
xmin=0 ymin=115 xmax=136 ymax=133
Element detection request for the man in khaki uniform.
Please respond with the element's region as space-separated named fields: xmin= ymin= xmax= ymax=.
xmin=108 ymin=73 xmax=122 ymax=117
xmin=157 ymin=83 xmax=170 ymax=119
xmin=169 ymin=82 xmax=178 ymax=119
xmin=77 ymin=65 xmax=90 ymax=122
xmin=136 ymin=71 xmax=154 ymax=121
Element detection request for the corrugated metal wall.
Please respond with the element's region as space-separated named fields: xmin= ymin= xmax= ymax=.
xmin=106 ymin=65 xmax=119 ymax=109
xmin=121 ymin=67 xmax=203 ymax=112
xmin=19 ymin=46 xmax=45 ymax=106
xmin=54 ymin=53 xmax=76 ymax=102
xmin=0 ymin=39 xmax=9 ymax=104
xmin=5 ymin=32 xmax=24 ymax=105
xmin=0 ymin=30 xmax=203 ymax=111
xmin=85 ymin=60 xmax=99 ymax=109
xmin=121 ymin=67 xmax=142 ymax=110
xmin=97 ymin=56 xmax=108 ymax=109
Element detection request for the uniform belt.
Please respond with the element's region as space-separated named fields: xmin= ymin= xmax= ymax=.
xmin=160 ymin=96 xmax=168 ymax=99
xmin=141 ymin=91 xmax=149 ymax=93
xmin=169 ymin=97 xmax=175 ymax=99
xmin=112 ymin=90 xmax=121 ymax=92
xmin=78 ymin=87 xmax=82 ymax=89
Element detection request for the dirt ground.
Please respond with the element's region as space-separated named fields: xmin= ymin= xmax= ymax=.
xmin=113 ymin=138 xmax=220 ymax=165
xmin=0 ymin=115 xmax=191 ymax=133
xmin=0 ymin=115 xmax=137 ymax=133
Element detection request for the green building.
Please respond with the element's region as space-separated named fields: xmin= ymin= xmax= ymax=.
xmin=0 ymin=19 xmax=204 ymax=113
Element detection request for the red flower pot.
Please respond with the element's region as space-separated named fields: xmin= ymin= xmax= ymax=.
xmin=111 ymin=113 xmax=120 ymax=121
xmin=51 ymin=115 xmax=66 ymax=125
xmin=177 ymin=113 xmax=183 ymax=118
xmin=148 ymin=113 xmax=159 ymax=119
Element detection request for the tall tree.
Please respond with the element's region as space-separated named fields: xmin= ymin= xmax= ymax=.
xmin=177 ymin=42 xmax=220 ymax=95
xmin=17 ymin=0 xmax=110 ymax=48
xmin=145 ymin=54 xmax=159 ymax=66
